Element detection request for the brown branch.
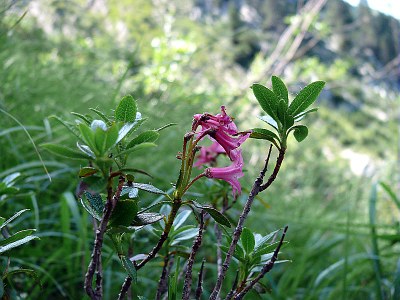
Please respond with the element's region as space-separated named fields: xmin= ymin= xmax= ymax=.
xmin=182 ymin=211 xmax=206 ymax=300
xmin=209 ymin=145 xmax=277 ymax=300
xmin=118 ymin=200 xmax=182 ymax=299
xmin=195 ymin=259 xmax=206 ymax=300
xmin=85 ymin=176 xmax=125 ymax=300
xmin=233 ymin=226 xmax=288 ymax=299
xmin=214 ymin=223 xmax=223 ymax=277
xmin=156 ymin=255 xmax=171 ymax=300
xmin=259 ymin=148 xmax=286 ymax=192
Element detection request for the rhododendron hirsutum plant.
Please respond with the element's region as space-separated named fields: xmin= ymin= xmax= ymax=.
xmin=41 ymin=76 xmax=324 ymax=299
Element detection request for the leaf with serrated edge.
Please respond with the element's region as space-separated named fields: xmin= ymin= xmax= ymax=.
xmin=115 ymin=95 xmax=137 ymax=123
xmin=120 ymin=256 xmax=137 ymax=282
xmin=288 ymin=81 xmax=325 ymax=116
xmin=131 ymin=182 xmax=166 ymax=195
xmin=131 ymin=213 xmax=164 ymax=226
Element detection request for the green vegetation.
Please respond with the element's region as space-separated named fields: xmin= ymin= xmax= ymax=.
xmin=0 ymin=0 xmax=398 ymax=299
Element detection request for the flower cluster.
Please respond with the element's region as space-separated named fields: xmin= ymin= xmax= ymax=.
xmin=193 ymin=106 xmax=250 ymax=197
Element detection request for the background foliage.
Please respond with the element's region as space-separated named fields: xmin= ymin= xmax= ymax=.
xmin=0 ymin=0 xmax=399 ymax=299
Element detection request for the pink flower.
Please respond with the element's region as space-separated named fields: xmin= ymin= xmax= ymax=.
xmin=194 ymin=141 xmax=225 ymax=167
xmin=205 ymin=149 xmax=244 ymax=197
xmin=193 ymin=106 xmax=250 ymax=160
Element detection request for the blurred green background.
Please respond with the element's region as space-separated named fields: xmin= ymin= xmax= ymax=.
xmin=0 ymin=0 xmax=399 ymax=299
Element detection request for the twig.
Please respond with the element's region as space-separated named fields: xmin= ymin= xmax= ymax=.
xmin=156 ymin=255 xmax=171 ymax=300
xmin=259 ymin=148 xmax=286 ymax=192
xmin=233 ymin=226 xmax=288 ymax=299
xmin=182 ymin=211 xmax=206 ymax=300
xmin=118 ymin=200 xmax=182 ymax=299
xmin=84 ymin=176 xmax=125 ymax=300
xmin=209 ymin=145 xmax=277 ymax=300
xmin=195 ymin=259 xmax=206 ymax=300
xmin=214 ymin=223 xmax=223 ymax=277
xmin=117 ymin=277 xmax=132 ymax=300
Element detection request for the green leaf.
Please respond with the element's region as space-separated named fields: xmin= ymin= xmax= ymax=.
xmin=254 ymin=230 xmax=279 ymax=253
xmin=288 ymin=81 xmax=325 ymax=116
xmin=294 ymin=107 xmax=319 ymax=121
xmin=271 ymin=76 xmax=289 ymax=104
xmin=252 ymin=84 xmax=279 ymax=121
xmin=78 ymin=123 xmax=96 ymax=152
xmin=89 ymin=108 xmax=112 ymax=125
xmin=250 ymin=128 xmax=280 ymax=147
xmin=170 ymin=225 xmax=195 ymax=239
xmin=220 ymin=245 xmax=246 ymax=263
xmin=131 ymin=182 xmax=166 ymax=195
xmin=77 ymin=142 xmax=96 ymax=158
xmin=201 ymin=206 xmax=231 ymax=227
xmin=41 ymin=143 xmax=92 ymax=160
xmin=0 ymin=229 xmax=36 ymax=247
xmin=172 ymin=210 xmax=192 ymax=229
xmin=156 ymin=123 xmax=177 ymax=131
xmin=71 ymin=112 xmax=92 ymax=125
xmin=120 ymin=186 xmax=139 ymax=199
xmin=120 ymin=256 xmax=137 ymax=283
xmin=94 ymin=127 xmax=107 ymax=155
xmin=241 ymin=227 xmax=255 ymax=254
xmin=115 ymin=95 xmax=137 ymax=123
xmin=109 ymin=200 xmax=138 ymax=227
xmin=81 ymin=191 xmax=104 ymax=220
xmin=277 ymin=99 xmax=288 ymax=127
xmin=291 ymin=125 xmax=308 ymax=142
xmin=285 ymin=113 xmax=294 ymax=129
xmin=107 ymin=226 xmax=136 ymax=234
xmin=78 ymin=167 xmax=98 ymax=178
xmin=104 ymin=123 xmax=119 ymax=151
xmin=49 ymin=115 xmax=80 ymax=138
xmin=116 ymin=115 xmax=146 ymax=143
xmin=126 ymin=130 xmax=160 ymax=149
xmin=0 ymin=209 xmax=29 ymax=230
xmin=0 ymin=235 xmax=38 ymax=254
xmin=114 ymin=142 xmax=157 ymax=158
xmin=170 ymin=228 xmax=199 ymax=245
xmin=257 ymin=115 xmax=278 ymax=130
xmin=253 ymin=241 xmax=288 ymax=258
xmin=81 ymin=176 xmax=107 ymax=193
xmin=131 ymin=213 xmax=164 ymax=226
